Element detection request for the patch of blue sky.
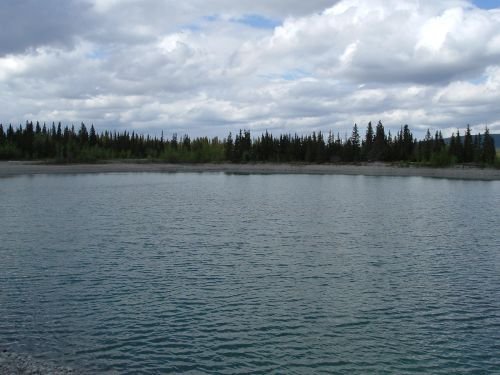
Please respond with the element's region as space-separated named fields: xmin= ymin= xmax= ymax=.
xmin=203 ymin=15 xmax=219 ymax=22
xmin=281 ymin=69 xmax=311 ymax=81
xmin=233 ymin=14 xmax=281 ymax=29
xmin=260 ymin=69 xmax=311 ymax=81
xmin=469 ymin=75 xmax=488 ymax=85
xmin=86 ymin=49 xmax=107 ymax=60
xmin=472 ymin=0 xmax=499 ymax=9
xmin=181 ymin=23 xmax=202 ymax=32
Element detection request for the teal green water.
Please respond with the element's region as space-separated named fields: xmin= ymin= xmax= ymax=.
xmin=1 ymin=173 xmax=499 ymax=374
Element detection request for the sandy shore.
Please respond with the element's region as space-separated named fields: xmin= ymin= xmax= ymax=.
xmin=0 ymin=161 xmax=499 ymax=180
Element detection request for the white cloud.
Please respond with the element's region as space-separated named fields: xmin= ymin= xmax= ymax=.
xmin=0 ymin=56 xmax=28 ymax=80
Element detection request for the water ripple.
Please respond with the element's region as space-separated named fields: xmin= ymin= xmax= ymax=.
xmin=1 ymin=173 xmax=499 ymax=374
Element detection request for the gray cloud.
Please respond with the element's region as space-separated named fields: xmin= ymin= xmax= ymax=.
xmin=0 ymin=0 xmax=94 ymax=55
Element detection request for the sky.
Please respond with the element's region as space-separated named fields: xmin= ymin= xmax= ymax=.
xmin=1 ymin=0 xmax=499 ymax=139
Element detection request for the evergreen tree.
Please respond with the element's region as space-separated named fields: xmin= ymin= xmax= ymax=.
xmin=23 ymin=121 xmax=35 ymax=157
xmin=316 ymin=131 xmax=327 ymax=162
xmin=423 ymin=129 xmax=432 ymax=161
xmin=182 ymin=135 xmax=191 ymax=151
xmin=449 ymin=129 xmax=464 ymax=163
xmin=482 ymin=127 xmax=496 ymax=164
xmin=225 ymin=132 xmax=233 ymax=161
xmin=449 ymin=132 xmax=457 ymax=160
xmin=7 ymin=124 xmax=14 ymax=142
xmin=433 ymin=130 xmax=444 ymax=154
xmin=351 ymin=123 xmax=361 ymax=161
xmin=233 ymin=129 xmax=252 ymax=162
xmin=455 ymin=129 xmax=463 ymax=163
xmin=371 ymin=120 xmax=386 ymax=161
xmin=402 ymin=125 xmax=414 ymax=160
xmin=89 ymin=125 xmax=97 ymax=147
xmin=51 ymin=122 xmax=57 ymax=138
xmin=363 ymin=121 xmax=374 ymax=160
xmin=57 ymin=122 xmax=62 ymax=140
xmin=79 ymin=123 xmax=89 ymax=145
xmin=463 ymin=124 xmax=473 ymax=162
xmin=473 ymin=133 xmax=482 ymax=162
xmin=171 ymin=133 xmax=178 ymax=149
xmin=234 ymin=131 xmax=242 ymax=161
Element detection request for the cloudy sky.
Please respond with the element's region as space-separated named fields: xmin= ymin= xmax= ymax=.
xmin=1 ymin=0 xmax=499 ymax=138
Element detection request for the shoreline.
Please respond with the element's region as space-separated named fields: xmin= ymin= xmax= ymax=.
xmin=0 ymin=350 xmax=81 ymax=374
xmin=0 ymin=161 xmax=499 ymax=180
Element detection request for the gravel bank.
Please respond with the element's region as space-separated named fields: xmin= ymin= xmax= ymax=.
xmin=0 ymin=350 xmax=81 ymax=374
xmin=0 ymin=161 xmax=499 ymax=180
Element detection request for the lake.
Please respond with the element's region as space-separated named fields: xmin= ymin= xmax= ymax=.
xmin=1 ymin=172 xmax=499 ymax=374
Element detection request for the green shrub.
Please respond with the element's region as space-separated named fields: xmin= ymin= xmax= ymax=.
xmin=429 ymin=149 xmax=455 ymax=167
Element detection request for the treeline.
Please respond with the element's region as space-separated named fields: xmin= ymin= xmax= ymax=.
xmin=0 ymin=120 xmax=497 ymax=166
xmin=0 ymin=122 xmax=225 ymax=163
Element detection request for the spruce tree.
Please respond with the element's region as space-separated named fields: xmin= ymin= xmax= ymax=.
xmin=455 ymin=129 xmax=463 ymax=163
xmin=79 ymin=123 xmax=89 ymax=145
xmin=463 ymin=124 xmax=473 ymax=162
xmin=7 ymin=125 xmax=14 ymax=142
xmin=57 ymin=122 xmax=62 ymax=140
xmin=423 ymin=129 xmax=432 ymax=161
xmin=171 ymin=133 xmax=178 ymax=149
xmin=482 ymin=127 xmax=496 ymax=164
xmin=182 ymin=135 xmax=191 ymax=151
xmin=449 ymin=132 xmax=456 ymax=160
xmin=372 ymin=121 xmax=386 ymax=161
xmin=363 ymin=121 xmax=374 ymax=160
xmin=224 ymin=132 xmax=234 ymax=161
xmin=23 ymin=121 xmax=35 ymax=157
xmin=402 ymin=125 xmax=413 ymax=160
xmin=473 ymin=133 xmax=482 ymax=162
xmin=89 ymin=125 xmax=97 ymax=147
xmin=433 ymin=130 xmax=446 ymax=154
xmin=351 ymin=123 xmax=360 ymax=161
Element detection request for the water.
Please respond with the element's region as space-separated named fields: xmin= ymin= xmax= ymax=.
xmin=1 ymin=172 xmax=499 ymax=374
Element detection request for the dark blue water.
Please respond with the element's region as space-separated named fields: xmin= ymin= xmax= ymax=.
xmin=1 ymin=173 xmax=499 ymax=374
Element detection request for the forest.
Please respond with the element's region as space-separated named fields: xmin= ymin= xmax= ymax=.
xmin=0 ymin=120 xmax=497 ymax=166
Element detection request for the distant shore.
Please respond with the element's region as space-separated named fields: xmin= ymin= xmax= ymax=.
xmin=0 ymin=161 xmax=499 ymax=180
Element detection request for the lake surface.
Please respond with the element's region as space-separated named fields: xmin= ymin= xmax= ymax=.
xmin=1 ymin=172 xmax=499 ymax=374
